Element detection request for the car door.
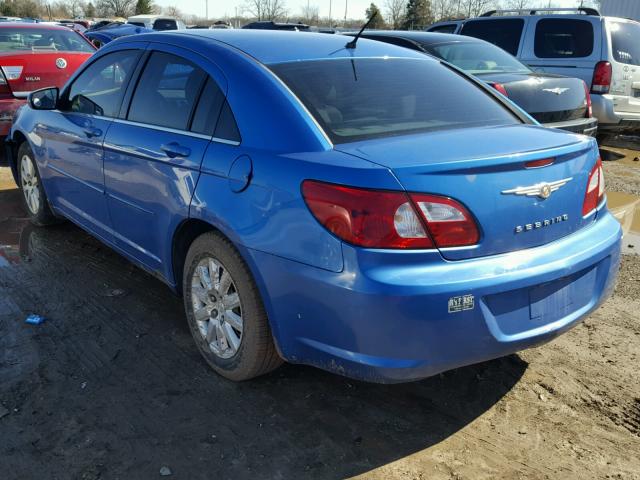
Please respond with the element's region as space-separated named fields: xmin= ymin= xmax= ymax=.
xmin=103 ymin=46 xmax=226 ymax=276
xmin=520 ymin=16 xmax=602 ymax=83
xmin=38 ymin=49 xmax=141 ymax=241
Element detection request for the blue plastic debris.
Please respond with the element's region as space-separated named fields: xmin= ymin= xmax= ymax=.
xmin=25 ymin=314 xmax=45 ymax=325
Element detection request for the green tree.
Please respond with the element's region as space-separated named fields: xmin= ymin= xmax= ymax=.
xmin=365 ymin=3 xmax=386 ymax=29
xmin=85 ymin=2 xmax=96 ymax=17
xmin=0 ymin=0 xmax=18 ymax=16
xmin=402 ymin=0 xmax=433 ymax=30
xmin=135 ymin=0 xmax=153 ymax=14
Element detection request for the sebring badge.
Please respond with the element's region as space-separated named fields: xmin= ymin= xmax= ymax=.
xmin=55 ymin=58 xmax=67 ymax=69
xmin=502 ymin=177 xmax=572 ymax=200
xmin=515 ymin=214 xmax=569 ymax=233
xmin=543 ymin=87 xmax=569 ymax=95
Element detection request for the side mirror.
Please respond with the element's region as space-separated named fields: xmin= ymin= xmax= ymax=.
xmin=28 ymin=87 xmax=59 ymax=110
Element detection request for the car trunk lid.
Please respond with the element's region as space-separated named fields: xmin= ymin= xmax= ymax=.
xmin=0 ymin=52 xmax=91 ymax=97
xmin=335 ymin=124 xmax=598 ymax=260
xmin=481 ymin=72 xmax=588 ymax=123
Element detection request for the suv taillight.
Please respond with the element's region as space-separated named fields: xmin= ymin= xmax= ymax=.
xmin=582 ymin=157 xmax=605 ymax=216
xmin=583 ymin=81 xmax=592 ymax=118
xmin=591 ymin=61 xmax=612 ymax=94
xmin=302 ymin=181 xmax=480 ymax=249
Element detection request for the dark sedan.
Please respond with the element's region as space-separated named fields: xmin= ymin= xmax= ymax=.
xmin=350 ymin=31 xmax=598 ymax=136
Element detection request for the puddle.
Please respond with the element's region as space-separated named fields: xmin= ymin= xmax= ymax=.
xmin=0 ymin=180 xmax=30 ymax=266
xmin=607 ymin=191 xmax=640 ymax=255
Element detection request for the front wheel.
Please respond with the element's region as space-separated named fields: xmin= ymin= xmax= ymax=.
xmin=17 ymin=143 xmax=58 ymax=226
xmin=183 ymin=232 xmax=282 ymax=381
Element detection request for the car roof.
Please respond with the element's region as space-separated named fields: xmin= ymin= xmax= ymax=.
xmin=360 ymin=30 xmax=486 ymax=45
xmin=0 ymin=22 xmax=72 ymax=31
xmin=151 ymin=30 xmax=430 ymax=64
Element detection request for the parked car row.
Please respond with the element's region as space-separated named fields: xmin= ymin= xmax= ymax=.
xmin=2 ymin=28 xmax=622 ymax=384
xmin=427 ymin=8 xmax=640 ymax=133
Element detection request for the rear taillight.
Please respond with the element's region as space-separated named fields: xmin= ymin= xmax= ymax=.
xmin=489 ymin=82 xmax=508 ymax=97
xmin=583 ymin=80 xmax=592 ymax=118
xmin=302 ymin=181 xmax=479 ymax=249
xmin=591 ymin=61 xmax=612 ymax=94
xmin=582 ymin=157 xmax=605 ymax=216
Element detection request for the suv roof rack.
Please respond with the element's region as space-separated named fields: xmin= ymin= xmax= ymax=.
xmin=480 ymin=7 xmax=600 ymax=17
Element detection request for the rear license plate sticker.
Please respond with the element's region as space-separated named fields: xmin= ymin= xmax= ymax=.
xmin=448 ymin=294 xmax=475 ymax=313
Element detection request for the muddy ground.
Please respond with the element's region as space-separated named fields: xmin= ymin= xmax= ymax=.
xmin=0 ymin=143 xmax=639 ymax=480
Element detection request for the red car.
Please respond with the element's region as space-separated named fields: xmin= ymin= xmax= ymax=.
xmin=0 ymin=23 xmax=95 ymax=153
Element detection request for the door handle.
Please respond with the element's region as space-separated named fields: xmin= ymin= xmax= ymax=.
xmin=83 ymin=127 xmax=102 ymax=138
xmin=161 ymin=142 xmax=191 ymax=158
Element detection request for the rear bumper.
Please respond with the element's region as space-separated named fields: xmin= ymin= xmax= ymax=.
xmin=592 ymin=94 xmax=640 ymax=132
xmin=542 ymin=116 xmax=598 ymax=136
xmin=249 ymin=208 xmax=622 ymax=383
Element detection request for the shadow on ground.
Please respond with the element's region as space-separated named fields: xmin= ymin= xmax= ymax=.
xmin=0 ymin=189 xmax=527 ymax=479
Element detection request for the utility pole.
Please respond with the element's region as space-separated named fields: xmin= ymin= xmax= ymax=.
xmin=205 ymin=0 xmax=208 ymax=20
xmin=329 ymin=0 xmax=332 ymax=27
xmin=344 ymin=0 xmax=347 ymax=26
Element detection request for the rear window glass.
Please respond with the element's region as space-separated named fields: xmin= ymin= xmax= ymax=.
xmin=461 ymin=19 xmax=524 ymax=56
xmin=0 ymin=27 xmax=94 ymax=53
xmin=426 ymin=41 xmax=530 ymax=75
xmin=270 ymin=58 xmax=519 ymax=144
xmin=534 ymin=19 xmax=594 ymax=58
xmin=153 ymin=19 xmax=177 ymax=30
xmin=610 ymin=21 xmax=640 ymax=66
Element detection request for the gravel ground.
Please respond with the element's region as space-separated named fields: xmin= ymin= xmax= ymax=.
xmin=0 ymin=152 xmax=639 ymax=479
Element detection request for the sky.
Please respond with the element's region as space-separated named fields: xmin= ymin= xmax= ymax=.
xmin=153 ymin=0 xmax=586 ymax=22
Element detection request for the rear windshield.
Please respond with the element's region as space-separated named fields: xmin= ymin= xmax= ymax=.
xmin=427 ymin=24 xmax=458 ymax=34
xmin=153 ymin=19 xmax=177 ymax=31
xmin=426 ymin=41 xmax=530 ymax=75
xmin=461 ymin=19 xmax=524 ymax=56
xmin=270 ymin=58 xmax=520 ymax=144
xmin=610 ymin=21 xmax=640 ymax=66
xmin=0 ymin=27 xmax=94 ymax=53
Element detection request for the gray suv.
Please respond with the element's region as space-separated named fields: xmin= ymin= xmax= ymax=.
xmin=446 ymin=8 xmax=640 ymax=133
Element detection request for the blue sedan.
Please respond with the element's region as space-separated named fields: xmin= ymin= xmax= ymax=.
xmin=6 ymin=30 xmax=621 ymax=382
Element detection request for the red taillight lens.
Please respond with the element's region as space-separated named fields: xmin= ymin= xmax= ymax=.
xmin=302 ymin=181 xmax=479 ymax=249
xmin=490 ymin=82 xmax=509 ymax=97
xmin=583 ymin=80 xmax=592 ymax=118
xmin=525 ymin=158 xmax=555 ymax=169
xmin=591 ymin=61 xmax=612 ymax=94
xmin=410 ymin=194 xmax=480 ymax=247
xmin=582 ymin=157 xmax=605 ymax=216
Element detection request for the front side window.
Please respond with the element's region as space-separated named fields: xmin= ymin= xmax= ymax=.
xmin=461 ymin=19 xmax=524 ymax=56
xmin=610 ymin=21 xmax=640 ymax=66
xmin=67 ymin=50 xmax=140 ymax=117
xmin=0 ymin=27 xmax=94 ymax=53
xmin=534 ymin=19 xmax=594 ymax=58
xmin=426 ymin=41 xmax=531 ymax=75
xmin=127 ymin=51 xmax=206 ymax=130
xmin=270 ymin=58 xmax=520 ymax=144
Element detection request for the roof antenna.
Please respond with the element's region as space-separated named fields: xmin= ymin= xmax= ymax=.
xmin=345 ymin=11 xmax=377 ymax=49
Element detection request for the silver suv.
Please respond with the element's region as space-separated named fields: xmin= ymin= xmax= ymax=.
xmin=448 ymin=8 xmax=640 ymax=133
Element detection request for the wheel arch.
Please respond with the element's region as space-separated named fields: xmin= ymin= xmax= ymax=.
xmin=7 ymin=130 xmax=28 ymax=185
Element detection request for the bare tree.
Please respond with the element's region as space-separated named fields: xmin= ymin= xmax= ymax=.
xmin=244 ymin=0 xmax=287 ymax=21
xmin=164 ymin=5 xmax=182 ymax=17
xmin=300 ymin=3 xmax=319 ymax=24
xmin=97 ymin=0 xmax=136 ymax=17
xmin=384 ymin=0 xmax=405 ymax=28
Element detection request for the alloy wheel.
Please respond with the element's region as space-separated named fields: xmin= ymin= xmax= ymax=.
xmin=20 ymin=154 xmax=40 ymax=215
xmin=191 ymin=256 xmax=243 ymax=359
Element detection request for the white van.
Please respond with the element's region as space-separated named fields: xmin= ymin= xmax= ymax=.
xmin=127 ymin=15 xmax=185 ymax=31
xmin=457 ymin=8 xmax=640 ymax=132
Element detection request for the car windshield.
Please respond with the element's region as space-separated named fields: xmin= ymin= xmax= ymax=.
xmin=270 ymin=57 xmax=520 ymax=144
xmin=426 ymin=41 xmax=531 ymax=75
xmin=0 ymin=27 xmax=94 ymax=53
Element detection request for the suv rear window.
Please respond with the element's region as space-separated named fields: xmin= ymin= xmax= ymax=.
xmin=428 ymin=24 xmax=458 ymax=34
xmin=610 ymin=21 xmax=640 ymax=66
xmin=534 ymin=19 xmax=594 ymax=58
xmin=270 ymin=58 xmax=520 ymax=144
xmin=153 ymin=19 xmax=177 ymax=30
xmin=461 ymin=19 xmax=524 ymax=56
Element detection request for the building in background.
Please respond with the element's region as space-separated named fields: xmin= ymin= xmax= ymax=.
xmin=600 ymin=0 xmax=640 ymax=21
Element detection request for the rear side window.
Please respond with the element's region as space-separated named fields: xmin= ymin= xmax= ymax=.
xmin=534 ymin=19 xmax=594 ymax=58
xmin=461 ymin=19 xmax=524 ymax=56
xmin=190 ymin=77 xmax=225 ymax=135
xmin=610 ymin=21 xmax=640 ymax=66
xmin=428 ymin=24 xmax=458 ymax=34
xmin=67 ymin=50 xmax=139 ymax=117
xmin=128 ymin=51 xmax=206 ymax=130
xmin=270 ymin=58 xmax=520 ymax=144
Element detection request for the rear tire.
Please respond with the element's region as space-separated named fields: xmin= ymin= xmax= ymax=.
xmin=183 ymin=231 xmax=282 ymax=381
xmin=17 ymin=142 xmax=58 ymax=226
